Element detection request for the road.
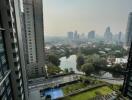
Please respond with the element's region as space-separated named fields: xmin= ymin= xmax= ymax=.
xmin=91 ymin=75 xmax=124 ymax=85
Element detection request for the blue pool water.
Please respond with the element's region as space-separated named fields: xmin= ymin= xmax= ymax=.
xmin=42 ymin=88 xmax=64 ymax=100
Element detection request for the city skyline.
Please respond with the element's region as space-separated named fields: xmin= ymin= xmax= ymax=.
xmin=43 ymin=0 xmax=132 ymax=36
xmin=1 ymin=0 xmax=132 ymax=100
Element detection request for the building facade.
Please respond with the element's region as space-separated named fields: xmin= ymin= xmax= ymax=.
xmin=0 ymin=24 xmax=13 ymax=100
xmin=88 ymin=30 xmax=95 ymax=41
xmin=122 ymin=41 xmax=132 ymax=99
xmin=68 ymin=32 xmax=74 ymax=40
xmin=0 ymin=0 xmax=28 ymax=100
xmin=120 ymin=12 xmax=132 ymax=100
xmin=23 ymin=0 xmax=46 ymax=78
xmin=74 ymin=30 xmax=79 ymax=40
xmin=126 ymin=12 xmax=132 ymax=47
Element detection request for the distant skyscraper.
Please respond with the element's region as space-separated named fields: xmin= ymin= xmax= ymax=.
xmin=115 ymin=32 xmax=123 ymax=45
xmin=23 ymin=0 xmax=46 ymax=78
xmin=0 ymin=0 xmax=28 ymax=100
xmin=67 ymin=32 xmax=74 ymax=40
xmin=74 ymin=30 xmax=79 ymax=40
xmin=117 ymin=32 xmax=122 ymax=45
xmin=122 ymin=41 xmax=132 ymax=99
xmin=80 ymin=33 xmax=85 ymax=40
xmin=104 ymin=27 xmax=113 ymax=42
xmin=88 ymin=31 xmax=95 ymax=40
xmin=118 ymin=32 xmax=122 ymax=42
xmin=126 ymin=12 xmax=132 ymax=47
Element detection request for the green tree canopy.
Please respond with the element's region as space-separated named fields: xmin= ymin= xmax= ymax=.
xmin=47 ymin=64 xmax=61 ymax=75
xmin=112 ymin=64 xmax=122 ymax=72
xmin=85 ymin=54 xmax=107 ymax=68
xmin=77 ymin=55 xmax=85 ymax=70
xmin=47 ymin=54 xmax=60 ymax=66
xmin=64 ymin=68 xmax=69 ymax=74
xmin=81 ymin=63 xmax=95 ymax=75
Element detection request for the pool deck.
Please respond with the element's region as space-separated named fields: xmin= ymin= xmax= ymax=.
xmin=29 ymin=74 xmax=80 ymax=100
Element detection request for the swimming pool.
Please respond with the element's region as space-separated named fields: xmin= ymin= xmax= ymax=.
xmin=42 ymin=88 xmax=64 ymax=100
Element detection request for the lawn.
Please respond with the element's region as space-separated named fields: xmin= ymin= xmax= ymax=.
xmin=62 ymin=82 xmax=87 ymax=95
xmin=70 ymin=86 xmax=113 ymax=100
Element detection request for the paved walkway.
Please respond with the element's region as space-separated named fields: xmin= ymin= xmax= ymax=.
xmin=29 ymin=74 xmax=80 ymax=90
xmin=29 ymin=90 xmax=41 ymax=100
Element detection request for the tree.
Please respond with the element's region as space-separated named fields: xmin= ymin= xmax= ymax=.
xmin=112 ymin=64 xmax=122 ymax=71
xmin=86 ymin=54 xmax=107 ymax=68
xmin=64 ymin=68 xmax=69 ymax=74
xmin=86 ymin=54 xmax=100 ymax=63
xmin=93 ymin=57 xmax=107 ymax=68
xmin=47 ymin=64 xmax=61 ymax=75
xmin=47 ymin=54 xmax=60 ymax=66
xmin=69 ymin=68 xmax=74 ymax=73
xmin=65 ymin=48 xmax=70 ymax=58
xmin=77 ymin=55 xmax=85 ymax=70
xmin=81 ymin=63 xmax=95 ymax=75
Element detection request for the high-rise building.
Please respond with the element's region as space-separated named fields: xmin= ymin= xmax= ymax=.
xmin=88 ymin=31 xmax=95 ymax=40
xmin=117 ymin=32 xmax=122 ymax=45
xmin=23 ymin=0 xmax=46 ymax=78
xmin=126 ymin=12 xmax=132 ymax=47
xmin=122 ymin=13 xmax=132 ymax=99
xmin=115 ymin=32 xmax=123 ymax=45
xmin=74 ymin=30 xmax=79 ymax=40
xmin=104 ymin=27 xmax=113 ymax=42
xmin=67 ymin=32 xmax=74 ymax=40
xmin=122 ymin=42 xmax=132 ymax=99
xmin=0 ymin=0 xmax=28 ymax=100
xmin=80 ymin=33 xmax=85 ymax=41
xmin=118 ymin=32 xmax=122 ymax=42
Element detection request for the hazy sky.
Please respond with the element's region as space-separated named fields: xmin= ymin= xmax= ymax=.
xmin=43 ymin=0 xmax=132 ymax=36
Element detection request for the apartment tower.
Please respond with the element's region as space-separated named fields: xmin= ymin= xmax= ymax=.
xmin=122 ymin=12 xmax=132 ymax=99
xmin=0 ymin=0 xmax=28 ymax=100
xmin=126 ymin=12 xmax=132 ymax=47
xmin=122 ymin=42 xmax=132 ymax=99
xmin=23 ymin=0 xmax=46 ymax=78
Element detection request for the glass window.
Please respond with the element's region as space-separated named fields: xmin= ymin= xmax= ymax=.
xmin=7 ymin=86 xmax=11 ymax=95
xmin=2 ymin=94 xmax=7 ymax=100
xmin=5 ymin=0 xmax=9 ymax=5
xmin=8 ymin=21 xmax=12 ymax=28
xmin=1 ymin=55 xmax=6 ymax=64
xmin=0 ymin=70 xmax=3 ymax=81
xmin=10 ymin=32 xmax=14 ymax=38
xmin=0 ymin=84 xmax=5 ymax=96
xmin=13 ymin=53 xmax=17 ymax=58
xmin=11 ymin=43 xmax=16 ymax=49
xmin=5 ymin=77 xmax=9 ymax=86
xmin=0 ymin=44 xmax=4 ymax=52
xmin=7 ymin=10 xmax=10 ymax=17
xmin=3 ymin=65 xmax=8 ymax=74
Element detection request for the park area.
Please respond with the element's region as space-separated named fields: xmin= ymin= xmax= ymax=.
xmin=62 ymin=82 xmax=87 ymax=95
xmin=70 ymin=86 xmax=113 ymax=100
xmin=60 ymin=79 xmax=116 ymax=100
